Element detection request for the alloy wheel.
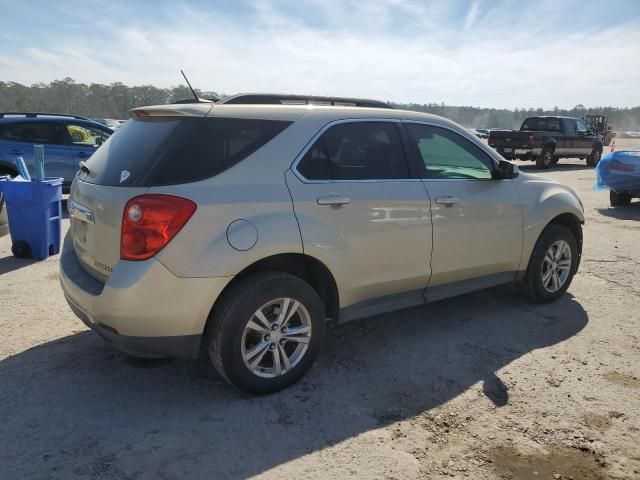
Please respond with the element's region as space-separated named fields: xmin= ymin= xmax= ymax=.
xmin=241 ymin=298 xmax=312 ymax=378
xmin=541 ymin=240 xmax=572 ymax=293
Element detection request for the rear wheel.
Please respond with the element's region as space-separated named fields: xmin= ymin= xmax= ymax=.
xmin=610 ymin=190 xmax=631 ymax=206
xmin=207 ymin=272 xmax=326 ymax=394
xmin=587 ymin=147 xmax=602 ymax=167
xmin=520 ymin=224 xmax=578 ymax=303
xmin=536 ymin=146 xmax=554 ymax=169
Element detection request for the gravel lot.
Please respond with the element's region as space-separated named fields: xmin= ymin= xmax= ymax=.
xmin=1 ymin=140 xmax=639 ymax=479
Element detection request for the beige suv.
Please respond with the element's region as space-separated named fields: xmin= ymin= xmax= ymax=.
xmin=60 ymin=95 xmax=584 ymax=394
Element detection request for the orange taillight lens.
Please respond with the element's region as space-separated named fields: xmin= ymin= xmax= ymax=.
xmin=120 ymin=194 xmax=197 ymax=261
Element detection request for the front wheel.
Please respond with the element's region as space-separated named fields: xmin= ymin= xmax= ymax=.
xmin=520 ymin=224 xmax=579 ymax=303
xmin=587 ymin=147 xmax=602 ymax=167
xmin=207 ymin=272 xmax=326 ymax=394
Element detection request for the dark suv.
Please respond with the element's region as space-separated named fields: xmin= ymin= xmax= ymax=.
xmin=0 ymin=113 xmax=113 ymax=189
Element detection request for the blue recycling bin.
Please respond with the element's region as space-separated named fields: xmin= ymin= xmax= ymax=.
xmin=0 ymin=177 xmax=63 ymax=260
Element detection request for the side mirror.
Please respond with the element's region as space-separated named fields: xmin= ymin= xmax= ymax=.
xmin=497 ymin=159 xmax=519 ymax=179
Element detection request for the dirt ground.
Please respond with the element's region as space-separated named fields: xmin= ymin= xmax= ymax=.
xmin=1 ymin=140 xmax=639 ymax=480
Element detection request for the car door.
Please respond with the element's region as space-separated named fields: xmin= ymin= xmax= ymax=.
xmin=64 ymin=121 xmax=112 ymax=174
xmin=562 ymin=118 xmax=580 ymax=157
xmin=403 ymin=122 xmax=523 ymax=289
xmin=0 ymin=121 xmax=70 ymax=179
xmin=575 ymin=118 xmax=594 ymax=155
xmin=286 ymin=120 xmax=432 ymax=313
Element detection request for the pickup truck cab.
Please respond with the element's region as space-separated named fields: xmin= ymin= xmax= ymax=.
xmin=488 ymin=116 xmax=603 ymax=169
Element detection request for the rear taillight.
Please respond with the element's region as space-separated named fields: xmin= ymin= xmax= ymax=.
xmin=487 ymin=135 xmax=492 ymax=145
xmin=610 ymin=160 xmax=634 ymax=172
xmin=528 ymin=135 xmax=534 ymax=146
xmin=120 ymin=194 xmax=197 ymax=261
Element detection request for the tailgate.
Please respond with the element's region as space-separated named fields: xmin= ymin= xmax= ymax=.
xmin=488 ymin=132 xmax=530 ymax=148
xmin=69 ymin=179 xmax=147 ymax=282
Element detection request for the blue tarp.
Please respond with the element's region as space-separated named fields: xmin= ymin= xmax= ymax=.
xmin=594 ymin=148 xmax=640 ymax=192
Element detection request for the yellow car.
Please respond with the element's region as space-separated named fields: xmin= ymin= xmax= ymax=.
xmin=67 ymin=125 xmax=90 ymax=143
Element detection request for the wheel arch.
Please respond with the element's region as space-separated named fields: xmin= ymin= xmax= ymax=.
xmin=204 ymin=253 xmax=340 ymax=338
xmin=548 ymin=213 xmax=583 ymax=257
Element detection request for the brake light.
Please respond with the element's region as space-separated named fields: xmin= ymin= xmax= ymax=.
xmin=487 ymin=135 xmax=492 ymax=145
xmin=120 ymin=194 xmax=197 ymax=261
xmin=528 ymin=135 xmax=534 ymax=146
xmin=610 ymin=160 xmax=634 ymax=172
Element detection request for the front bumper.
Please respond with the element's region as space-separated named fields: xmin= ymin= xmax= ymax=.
xmin=59 ymin=232 xmax=232 ymax=358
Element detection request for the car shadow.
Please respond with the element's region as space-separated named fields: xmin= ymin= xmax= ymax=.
xmin=596 ymin=201 xmax=640 ymax=221
xmin=518 ymin=162 xmax=593 ymax=172
xmin=0 ymin=288 xmax=588 ymax=479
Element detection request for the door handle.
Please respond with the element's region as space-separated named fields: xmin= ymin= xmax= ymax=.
xmin=8 ymin=149 xmax=23 ymax=155
xmin=76 ymin=151 xmax=89 ymax=157
xmin=435 ymin=196 xmax=460 ymax=206
xmin=317 ymin=195 xmax=351 ymax=207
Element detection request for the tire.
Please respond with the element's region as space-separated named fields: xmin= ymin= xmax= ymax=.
xmin=610 ymin=190 xmax=631 ymax=206
xmin=586 ymin=147 xmax=602 ymax=167
xmin=520 ymin=224 xmax=579 ymax=304
xmin=536 ymin=146 xmax=554 ymax=169
xmin=206 ymin=271 xmax=326 ymax=395
xmin=11 ymin=240 xmax=31 ymax=259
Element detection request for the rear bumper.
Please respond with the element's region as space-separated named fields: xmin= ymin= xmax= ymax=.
xmin=491 ymin=147 xmax=541 ymax=160
xmin=59 ymin=232 xmax=232 ymax=359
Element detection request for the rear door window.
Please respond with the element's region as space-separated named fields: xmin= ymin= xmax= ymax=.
xmin=0 ymin=121 xmax=66 ymax=145
xmin=296 ymin=121 xmax=410 ymax=181
xmin=78 ymin=117 xmax=292 ymax=186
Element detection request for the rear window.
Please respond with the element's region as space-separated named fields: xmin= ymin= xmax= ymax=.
xmin=78 ymin=117 xmax=292 ymax=186
xmin=521 ymin=117 xmax=562 ymax=132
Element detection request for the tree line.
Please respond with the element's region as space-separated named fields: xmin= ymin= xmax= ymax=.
xmin=1 ymin=78 xmax=639 ymax=131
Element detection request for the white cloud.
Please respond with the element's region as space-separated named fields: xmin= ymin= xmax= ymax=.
xmin=464 ymin=1 xmax=480 ymax=30
xmin=1 ymin=0 xmax=639 ymax=108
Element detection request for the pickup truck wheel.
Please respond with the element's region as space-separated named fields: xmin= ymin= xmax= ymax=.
xmin=610 ymin=190 xmax=631 ymax=206
xmin=520 ymin=224 xmax=578 ymax=304
xmin=206 ymin=271 xmax=326 ymax=395
xmin=586 ymin=148 xmax=602 ymax=167
xmin=536 ymin=147 xmax=554 ymax=169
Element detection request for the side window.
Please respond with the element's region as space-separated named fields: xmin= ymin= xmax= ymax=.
xmin=405 ymin=123 xmax=494 ymax=180
xmin=296 ymin=122 xmax=410 ymax=181
xmin=564 ymin=119 xmax=577 ymax=136
xmin=66 ymin=123 xmax=111 ymax=147
xmin=576 ymin=119 xmax=587 ymax=134
xmin=0 ymin=122 xmax=63 ymax=144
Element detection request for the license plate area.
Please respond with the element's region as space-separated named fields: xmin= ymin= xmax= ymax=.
xmin=503 ymin=148 xmax=513 ymax=154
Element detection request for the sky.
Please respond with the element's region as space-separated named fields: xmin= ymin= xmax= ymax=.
xmin=1 ymin=0 xmax=639 ymax=109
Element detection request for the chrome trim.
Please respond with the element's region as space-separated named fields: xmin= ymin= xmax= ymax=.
xmin=291 ymin=117 xmax=504 ymax=184
xmin=68 ymin=199 xmax=95 ymax=224
xmin=291 ymin=118 xmax=422 ymax=184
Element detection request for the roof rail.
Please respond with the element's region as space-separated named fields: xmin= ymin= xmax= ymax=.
xmin=170 ymin=97 xmax=218 ymax=105
xmin=218 ymin=94 xmax=394 ymax=109
xmin=0 ymin=112 xmax=89 ymax=120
